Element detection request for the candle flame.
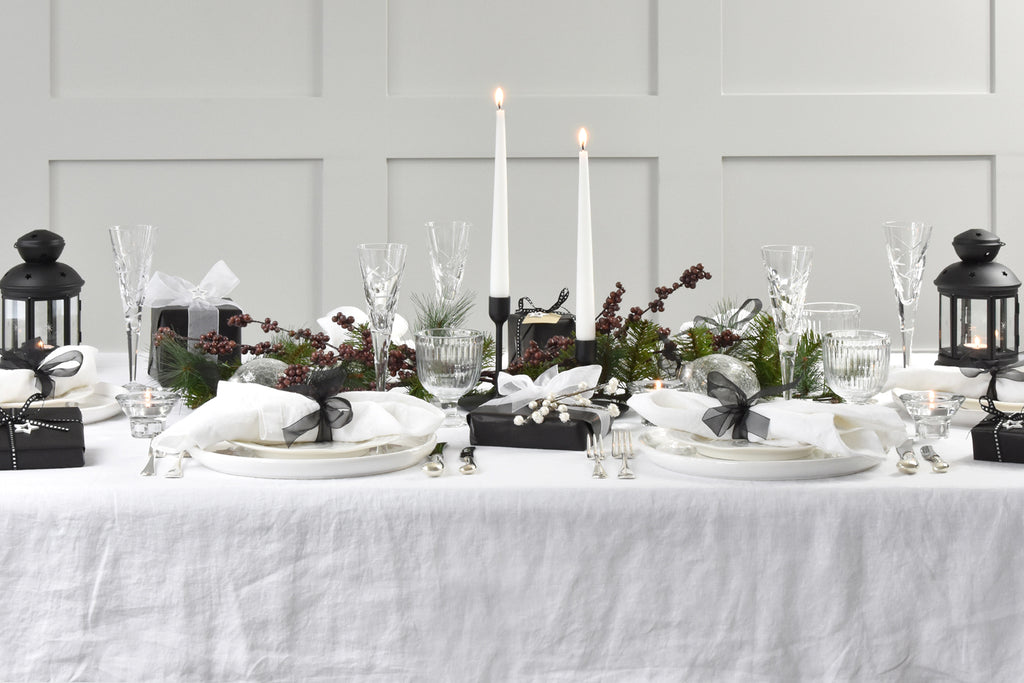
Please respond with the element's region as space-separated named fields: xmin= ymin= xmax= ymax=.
xmin=974 ymin=335 xmax=982 ymax=347
xmin=653 ymin=379 xmax=663 ymax=391
xmin=36 ymin=339 xmax=44 ymax=349
xmin=143 ymin=388 xmax=153 ymax=408
xmin=494 ymin=87 xmax=503 ymax=109
xmin=578 ymin=127 xmax=588 ymax=151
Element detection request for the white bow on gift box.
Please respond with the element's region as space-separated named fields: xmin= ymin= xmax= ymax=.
xmin=145 ymin=260 xmax=239 ymax=343
xmin=485 ymin=364 xmax=611 ymax=433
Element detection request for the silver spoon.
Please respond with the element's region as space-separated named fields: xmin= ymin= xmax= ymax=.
xmin=919 ymin=445 xmax=949 ymax=473
xmin=459 ymin=446 xmax=478 ymax=475
xmin=423 ymin=441 xmax=446 ymax=477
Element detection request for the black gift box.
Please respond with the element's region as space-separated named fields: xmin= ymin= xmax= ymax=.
xmin=971 ymin=416 xmax=1024 ymax=463
xmin=148 ymin=302 xmax=242 ymax=377
xmin=1 ymin=406 xmax=84 ymax=470
xmin=467 ymin=403 xmax=608 ymax=451
xmin=508 ymin=311 xmax=575 ymax=360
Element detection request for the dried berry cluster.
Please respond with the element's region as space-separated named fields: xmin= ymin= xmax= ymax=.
xmin=713 ymin=328 xmax=741 ymax=351
xmin=594 ymin=264 xmax=712 ymax=334
xmin=507 ymin=336 xmax=575 ymax=374
xmin=277 ymin=364 xmax=310 ymax=389
xmin=596 ymin=282 xmax=626 ymax=334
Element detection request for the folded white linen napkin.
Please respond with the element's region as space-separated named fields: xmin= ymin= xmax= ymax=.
xmin=887 ymin=365 xmax=1024 ymax=403
xmin=152 ymin=381 xmax=444 ymax=453
xmin=0 ymin=344 xmax=98 ymax=403
xmin=627 ymin=390 xmax=907 ymax=458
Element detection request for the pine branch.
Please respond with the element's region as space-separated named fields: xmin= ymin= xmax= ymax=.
xmin=412 ymin=291 xmax=476 ymax=331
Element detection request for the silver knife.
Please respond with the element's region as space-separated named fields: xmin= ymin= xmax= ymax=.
xmin=896 ymin=438 xmax=919 ymax=474
xmin=459 ymin=446 xmax=478 ymax=475
xmin=423 ymin=441 xmax=446 ymax=477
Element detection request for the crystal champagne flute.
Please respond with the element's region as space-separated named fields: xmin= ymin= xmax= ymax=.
xmin=761 ymin=245 xmax=814 ymax=400
xmin=358 ymin=243 xmax=407 ymax=392
xmin=883 ymin=221 xmax=932 ymax=368
xmin=425 ymin=220 xmax=471 ymax=304
xmin=109 ymin=225 xmax=157 ymax=388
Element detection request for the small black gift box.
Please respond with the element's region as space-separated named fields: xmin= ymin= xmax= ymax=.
xmin=1 ymin=403 xmax=84 ymax=470
xmin=508 ymin=290 xmax=575 ymax=360
xmin=971 ymin=416 xmax=1024 ymax=463
xmin=148 ymin=302 xmax=242 ymax=378
xmin=467 ymin=402 xmax=608 ymax=451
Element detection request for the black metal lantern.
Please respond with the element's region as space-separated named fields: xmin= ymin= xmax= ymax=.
xmin=1 ymin=230 xmax=84 ymax=350
xmin=934 ymin=228 xmax=1020 ymax=368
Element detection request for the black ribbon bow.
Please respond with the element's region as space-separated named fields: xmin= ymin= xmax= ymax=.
xmin=979 ymin=395 xmax=1024 ymax=429
xmin=280 ymin=367 xmax=354 ymax=447
xmin=701 ymin=371 xmax=796 ymax=440
xmin=0 ymin=339 xmax=84 ymax=398
xmin=959 ymin=359 xmax=1024 ymax=401
xmin=692 ymin=298 xmax=763 ymax=334
xmin=1 ymin=393 xmax=76 ymax=469
xmin=513 ymin=288 xmax=574 ymax=357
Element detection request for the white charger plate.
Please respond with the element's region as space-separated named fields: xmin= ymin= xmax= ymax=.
xmin=0 ymin=382 xmax=122 ymax=424
xmin=665 ymin=429 xmax=815 ymax=461
xmin=191 ymin=433 xmax=436 ymax=479
xmin=226 ymin=435 xmax=400 ymax=460
xmin=640 ymin=428 xmax=882 ymax=480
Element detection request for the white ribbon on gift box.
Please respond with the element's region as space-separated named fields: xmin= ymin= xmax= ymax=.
xmin=484 ymin=365 xmax=610 ymax=433
xmin=145 ymin=261 xmax=239 ymax=346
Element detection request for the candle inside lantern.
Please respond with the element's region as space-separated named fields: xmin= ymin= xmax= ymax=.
xmin=964 ymin=333 xmax=986 ymax=350
xmin=490 ymin=87 xmax=509 ymax=298
xmin=576 ymin=127 xmax=596 ymax=342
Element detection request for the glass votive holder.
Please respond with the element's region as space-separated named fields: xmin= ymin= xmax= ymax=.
xmin=116 ymin=388 xmax=180 ymax=438
xmin=898 ymin=391 xmax=965 ymax=439
xmin=628 ymin=378 xmax=681 ymax=394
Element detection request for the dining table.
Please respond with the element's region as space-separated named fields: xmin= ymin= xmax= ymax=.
xmin=3 ymin=353 xmax=1024 ymax=682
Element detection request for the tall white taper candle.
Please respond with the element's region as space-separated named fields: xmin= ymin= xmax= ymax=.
xmin=576 ymin=128 xmax=595 ymax=342
xmin=490 ymin=88 xmax=509 ymax=298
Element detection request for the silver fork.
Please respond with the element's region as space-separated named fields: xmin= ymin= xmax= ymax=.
xmin=616 ymin=431 xmax=636 ymax=480
xmin=587 ymin=434 xmax=608 ymax=479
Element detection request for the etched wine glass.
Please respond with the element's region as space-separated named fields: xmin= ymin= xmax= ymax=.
xmin=358 ymin=243 xmax=407 ymax=392
xmin=109 ymin=225 xmax=157 ymax=389
xmin=415 ymin=328 xmax=484 ymax=426
xmin=883 ymin=221 xmax=932 ymax=368
xmin=761 ymin=245 xmax=814 ymax=400
xmin=425 ymin=220 xmax=471 ymax=304
xmin=823 ymin=330 xmax=891 ymax=404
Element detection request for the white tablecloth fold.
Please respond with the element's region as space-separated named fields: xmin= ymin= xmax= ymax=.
xmin=887 ymin=365 xmax=1024 ymax=403
xmin=0 ymin=344 xmax=98 ymax=403
xmin=152 ymin=381 xmax=443 ymax=452
xmin=627 ymin=389 xmax=907 ymax=458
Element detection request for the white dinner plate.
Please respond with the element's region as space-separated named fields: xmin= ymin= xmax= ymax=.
xmin=639 ymin=428 xmax=882 ymax=481
xmin=0 ymin=382 xmax=123 ymax=424
xmin=665 ymin=429 xmax=815 ymax=461
xmin=226 ymin=435 xmax=400 ymax=460
xmin=191 ymin=433 xmax=436 ymax=479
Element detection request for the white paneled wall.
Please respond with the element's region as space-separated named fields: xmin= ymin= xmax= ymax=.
xmin=1 ymin=0 xmax=1021 ymax=354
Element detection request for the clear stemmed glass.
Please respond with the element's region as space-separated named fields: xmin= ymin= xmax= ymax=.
xmin=761 ymin=245 xmax=814 ymax=400
xmin=883 ymin=221 xmax=932 ymax=368
xmin=358 ymin=243 xmax=407 ymax=392
xmin=425 ymin=220 xmax=471 ymax=304
xmin=109 ymin=225 xmax=157 ymax=388
xmin=415 ymin=328 xmax=485 ymax=426
xmin=823 ymin=330 xmax=891 ymax=404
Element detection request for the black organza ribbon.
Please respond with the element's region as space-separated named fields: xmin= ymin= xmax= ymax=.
xmin=280 ymin=368 xmax=354 ymax=446
xmin=960 ymin=358 xmax=1024 ymax=401
xmin=701 ymin=370 xmax=796 ymax=440
xmin=1 ymin=393 xmax=76 ymax=469
xmin=0 ymin=341 xmax=84 ymax=398
xmin=693 ymin=298 xmax=762 ymax=333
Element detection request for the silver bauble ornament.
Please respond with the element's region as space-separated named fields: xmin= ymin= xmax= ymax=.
xmin=229 ymin=358 xmax=288 ymax=387
xmin=680 ymin=354 xmax=760 ymax=397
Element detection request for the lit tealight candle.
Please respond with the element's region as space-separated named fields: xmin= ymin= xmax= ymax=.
xmin=653 ymin=379 xmax=663 ymax=391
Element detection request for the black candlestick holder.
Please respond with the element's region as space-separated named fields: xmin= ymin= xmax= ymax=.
xmin=576 ymin=338 xmax=597 ymax=366
xmin=459 ymin=295 xmax=510 ymax=411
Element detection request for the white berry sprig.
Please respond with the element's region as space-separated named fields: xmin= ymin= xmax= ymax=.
xmin=512 ymin=377 xmax=623 ymax=426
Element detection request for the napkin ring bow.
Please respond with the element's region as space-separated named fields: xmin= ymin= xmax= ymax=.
xmin=0 ymin=343 xmax=84 ymax=398
xmin=281 ymin=368 xmax=354 ymax=446
xmin=701 ymin=370 xmax=795 ymax=440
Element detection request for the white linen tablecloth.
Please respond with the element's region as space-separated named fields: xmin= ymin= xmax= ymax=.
xmin=3 ymin=355 xmax=1024 ymax=682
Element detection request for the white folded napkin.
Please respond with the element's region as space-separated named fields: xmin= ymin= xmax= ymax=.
xmin=887 ymin=365 xmax=1024 ymax=403
xmin=627 ymin=390 xmax=907 ymax=458
xmin=152 ymin=381 xmax=444 ymax=453
xmin=0 ymin=345 xmax=99 ymax=404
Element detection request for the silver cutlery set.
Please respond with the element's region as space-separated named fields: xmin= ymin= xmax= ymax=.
xmin=140 ymin=444 xmax=187 ymax=478
xmin=587 ymin=430 xmax=636 ymax=480
xmin=422 ymin=442 xmax=478 ymax=477
xmin=896 ymin=438 xmax=949 ymax=474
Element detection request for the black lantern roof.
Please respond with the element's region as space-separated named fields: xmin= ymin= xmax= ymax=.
xmin=1 ymin=230 xmax=84 ymax=298
xmin=934 ymin=228 xmax=1020 ymax=297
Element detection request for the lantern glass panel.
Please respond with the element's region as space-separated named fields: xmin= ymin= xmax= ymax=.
xmin=3 ymin=299 xmax=25 ymax=349
xmin=939 ymin=293 xmax=950 ymax=357
xmin=997 ymin=296 xmax=1016 ymax=352
xmin=958 ymin=298 xmax=988 ymax=352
